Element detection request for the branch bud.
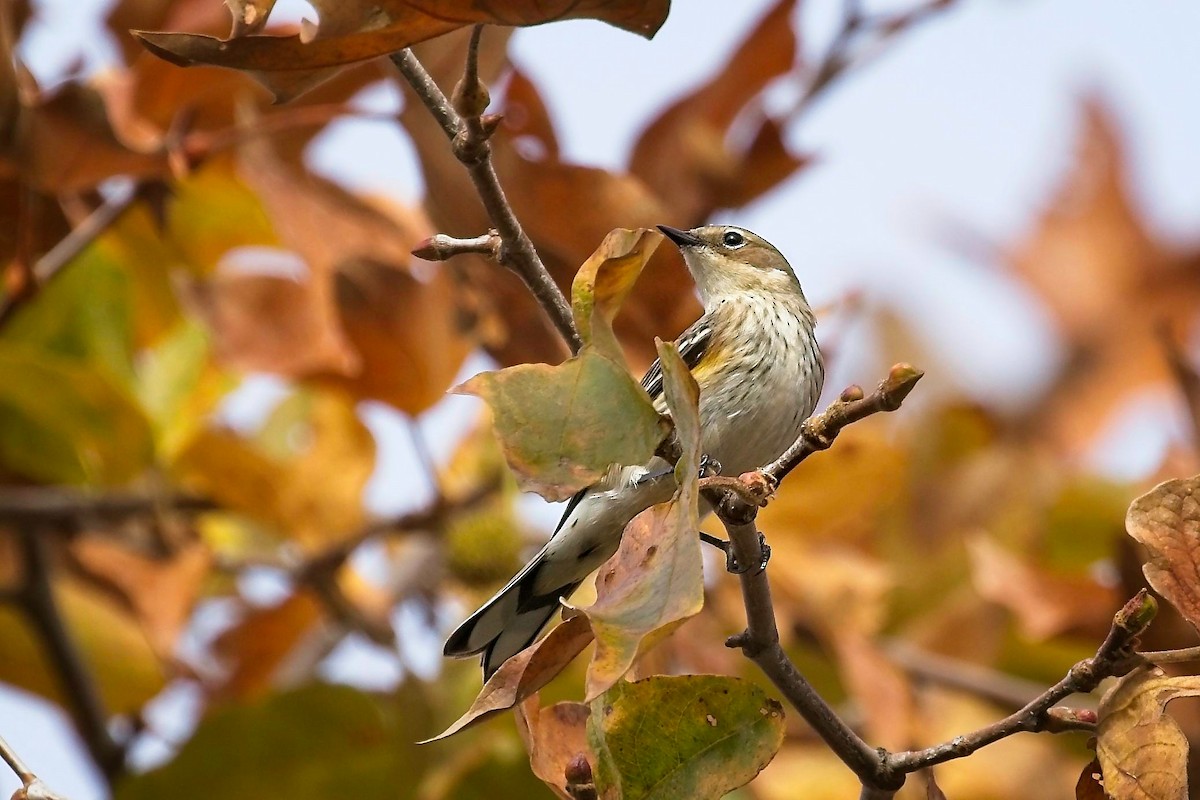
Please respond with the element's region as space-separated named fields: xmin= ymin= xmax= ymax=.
xmin=839 ymin=384 xmax=865 ymax=403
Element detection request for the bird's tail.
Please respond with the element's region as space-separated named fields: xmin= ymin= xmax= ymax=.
xmin=443 ymin=542 xmax=582 ymax=678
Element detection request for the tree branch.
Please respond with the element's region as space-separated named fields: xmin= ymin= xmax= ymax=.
xmin=883 ymin=591 xmax=1152 ymax=775
xmin=0 ymin=184 xmax=138 ymax=328
xmin=763 ymin=363 xmax=924 ymax=486
xmin=706 ymin=365 xmax=1157 ymax=795
xmin=389 ymin=34 xmax=583 ymax=355
xmin=722 ymin=515 xmax=894 ymax=789
xmin=0 ymin=732 xmax=71 ymax=800
xmin=0 ymin=487 xmax=214 ymax=525
xmin=12 ymin=528 xmax=124 ymax=784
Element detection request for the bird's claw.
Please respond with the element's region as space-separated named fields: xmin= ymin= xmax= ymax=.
xmin=698 ymin=531 xmax=771 ymax=575
xmin=698 ymin=454 xmax=722 ymax=478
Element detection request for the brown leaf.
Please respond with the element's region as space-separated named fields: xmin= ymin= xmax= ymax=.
xmin=1075 ymin=757 xmax=1107 ymax=800
xmin=1095 ymin=665 xmax=1200 ymax=800
xmin=324 ymin=258 xmax=473 ymax=415
xmin=181 ymin=270 xmax=356 ymax=378
xmin=630 ymin=0 xmax=803 ymax=223
xmin=1126 ymin=474 xmax=1200 ymax=633
xmin=1006 ymin=98 xmax=1200 ymax=451
xmin=135 ymin=0 xmax=669 ymax=99
xmin=516 ymin=698 xmax=595 ymax=800
xmin=967 ymin=535 xmax=1117 ymax=640
xmin=212 ymin=589 xmax=326 ymax=701
xmin=425 ymin=614 xmax=594 ymax=741
xmin=832 ymin=631 xmax=914 ymax=752
xmin=69 ymin=538 xmax=210 ymax=660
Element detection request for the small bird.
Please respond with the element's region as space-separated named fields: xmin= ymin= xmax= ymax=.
xmin=444 ymin=224 xmax=825 ymax=677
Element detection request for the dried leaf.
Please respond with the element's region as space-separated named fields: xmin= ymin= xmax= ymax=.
xmin=579 ymin=339 xmax=702 ymax=698
xmin=516 ymin=698 xmax=595 ymax=800
xmin=630 ymin=0 xmax=803 ymax=222
xmin=968 ymin=535 xmax=1117 ymax=640
xmin=324 ymin=257 xmax=472 ymax=415
xmin=1075 ymin=757 xmax=1107 ymax=800
xmin=457 ymin=351 xmax=663 ymax=501
xmin=425 ymin=614 xmax=594 ymax=742
xmin=588 ymin=675 xmax=785 ymax=800
xmin=69 ymin=538 xmax=211 ymax=659
xmin=1095 ymin=665 xmax=1200 ymax=800
xmin=570 ymin=228 xmax=663 ymax=359
xmin=212 ymin=590 xmax=326 ymax=701
xmin=1126 ymin=475 xmax=1200 ymax=633
xmin=135 ymin=0 xmax=669 ymax=99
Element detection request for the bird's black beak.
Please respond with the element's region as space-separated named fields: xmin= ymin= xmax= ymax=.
xmin=657 ymin=225 xmax=704 ymax=248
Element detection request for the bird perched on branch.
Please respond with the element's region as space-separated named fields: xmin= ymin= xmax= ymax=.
xmin=444 ymin=224 xmax=825 ymax=678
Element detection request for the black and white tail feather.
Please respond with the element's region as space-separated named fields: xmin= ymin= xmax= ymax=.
xmin=442 ymin=491 xmax=589 ymax=678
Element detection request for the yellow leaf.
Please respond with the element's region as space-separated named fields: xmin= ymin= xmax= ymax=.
xmin=1096 ymin=666 xmax=1200 ymax=800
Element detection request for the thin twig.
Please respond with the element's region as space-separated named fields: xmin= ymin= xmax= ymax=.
xmin=389 ymin=37 xmax=583 ymax=354
xmin=1158 ymin=323 xmax=1200 ymax=456
xmin=0 ymin=733 xmax=71 ymax=800
xmin=789 ymin=0 xmax=956 ymax=122
xmin=763 ymin=363 xmax=924 ymax=486
xmin=13 ymin=528 xmax=124 ymax=783
xmin=884 ymin=639 xmax=1046 ymax=711
xmin=1139 ymin=644 xmax=1200 ymax=665
xmin=0 ymin=487 xmax=215 ymax=524
xmin=0 ymin=184 xmax=138 ymax=327
xmin=883 ymin=591 xmax=1153 ymax=776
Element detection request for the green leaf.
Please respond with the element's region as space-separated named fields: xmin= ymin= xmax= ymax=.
xmin=116 ymin=683 xmax=429 ymax=800
xmin=457 ymin=350 xmax=664 ymax=502
xmin=580 ymin=340 xmax=703 ymax=699
xmin=167 ymin=162 xmax=279 ymax=275
xmin=588 ymin=675 xmax=785 ymax=800
xmin=4 ymin=237 xmax=136 ymax=385
xmin=0 ymin=345 xmax=154 ymax=484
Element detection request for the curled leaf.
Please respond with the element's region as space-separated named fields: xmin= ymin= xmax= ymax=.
xmin=1126 ymin=475 xmax=1200 ymax=632
xmin=1095 ymin=665 xmax=1200 ymax=800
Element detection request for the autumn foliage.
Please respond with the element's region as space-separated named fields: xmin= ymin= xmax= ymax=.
xmin=1 ymin=1 xmax=1200 ymax=799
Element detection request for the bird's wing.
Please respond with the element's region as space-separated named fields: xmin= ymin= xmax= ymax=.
xmin=549 ymin=316 xmax=711 ymax=537
xmin=639 ymin=316 xmax=713 ymax=403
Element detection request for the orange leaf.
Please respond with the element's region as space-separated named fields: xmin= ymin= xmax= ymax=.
xmin=425 ymin=614 xmax=594 ymax=742
xmin=1126 ymin=474 xmax=1200 ymax=633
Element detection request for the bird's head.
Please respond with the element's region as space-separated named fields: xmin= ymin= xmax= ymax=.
xmin=657 ymin=224 xmax=807 ymax=309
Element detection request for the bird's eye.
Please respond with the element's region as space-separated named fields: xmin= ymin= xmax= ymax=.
xmin=722 ymin=230 xmax=745 ymax=248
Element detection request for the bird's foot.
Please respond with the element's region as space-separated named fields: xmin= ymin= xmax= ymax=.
xmin=698 ymin=454 xmax=722 ymax=478
xmin=699 ymin=532 xmax=771 ymax=575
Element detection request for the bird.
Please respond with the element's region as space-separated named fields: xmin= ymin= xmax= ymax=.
xmin=444 ymin=224 xmax=825 ymax=678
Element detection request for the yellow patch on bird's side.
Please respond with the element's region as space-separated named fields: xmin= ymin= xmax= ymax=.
xmin=688 ymin=340 xmax=731 ymax=384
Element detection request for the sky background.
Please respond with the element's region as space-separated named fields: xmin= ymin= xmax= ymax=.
xmin=7 ymin=0 xmax=1200 ymax=797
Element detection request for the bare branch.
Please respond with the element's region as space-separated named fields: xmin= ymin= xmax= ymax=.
xmin=883 ymin=591 xmax=1154 ymax=775
xmin=0 ymin=184 xmax=138 ymax=328
xmin=721 ymin=515 xmax=895 ymax=789
xmin=763 ymin=363 xmax=924 ymax=486
xmin=0 ymin=734 xmax=71 ymax=800
xmin=884 ymin=639 xmax=1047 ymax=711
xmin=0 ymin=487 xmax=214 ymax=525
xmin=789 ymin=0 xmax=957 ymax=122
xmin=389 ymin=37 xmax=583 ymax=355
xmin=1138 ymin=644 xmax=1200 ymax=665
xmin=12 ymin=528 xmax=125 ymax=783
